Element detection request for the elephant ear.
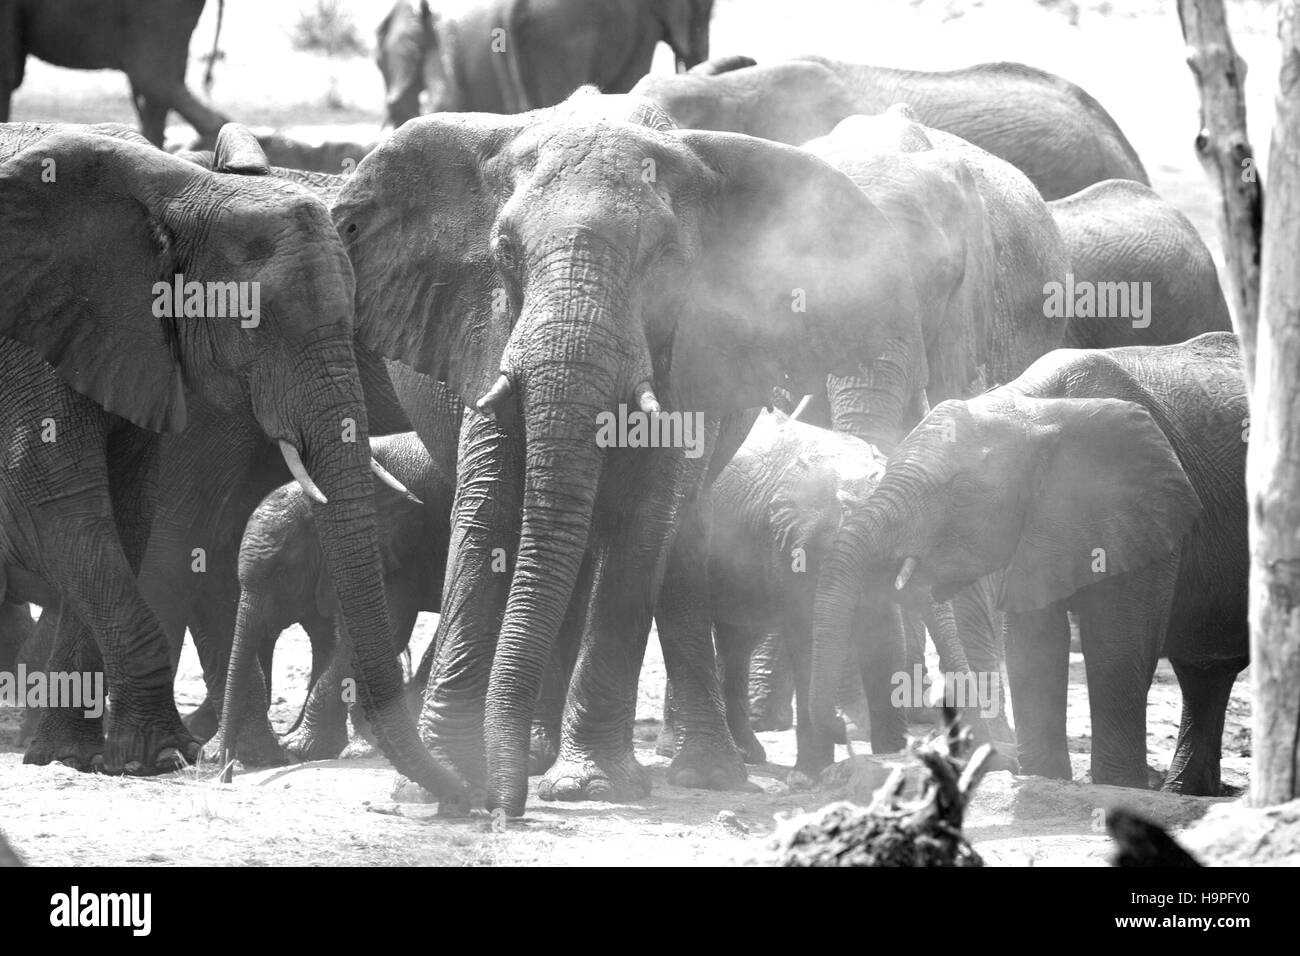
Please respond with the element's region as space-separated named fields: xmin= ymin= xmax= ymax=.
xmin=671 ymin=130 xmax=918 ymax=414
xmin=0 ymin=130 xmax=193 ymax=432
xmin=334 ymin=113 xmax=528 ymax=406
xmin=770 ymin=450 xmax=839 ymax=568
xmin=212 ymin=124 xmax=271 ymax=175
xmin=999 ymin=397 xmax=1203 ymax=613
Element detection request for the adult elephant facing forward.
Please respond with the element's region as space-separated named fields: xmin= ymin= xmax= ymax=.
xmin=376 ymin=0 xmax=712 ymax=127
xmin=338 ymin=91 xmax=929 ymax=815
xmin=0 ymin=123 xmax=453 ymax=789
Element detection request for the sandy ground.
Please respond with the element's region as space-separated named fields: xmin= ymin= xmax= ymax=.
xmin=0 ymin=0 xmax=1269 ymax=865
xmin=0 ymin=613 xmax=1252 ymax=866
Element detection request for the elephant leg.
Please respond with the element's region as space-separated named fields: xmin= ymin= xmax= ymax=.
xmin=1165 ymin=656 xmax=1246 ymax=796
xmin=23 ymin=604 xmax=105 ymax=770
xmin=418 ymin=411 xmax=521 ymax=791
xmin=14 ymin=606 xmax=55 ymax=746
xmin=900 ymin=606 xmax=930 ymax=722
xmin=129 ymin=83 xmax=170 ymax=149
xmin=950 ymin=580 xmax=1019 ymax=769
xmin=715 ymin=618 xmax=766 ymax=764
xmin=788 ymin=616 xmax=833 ymax=788
xmin=280 ymin=621 xmax=351 ymax=762
xmin=859 ymin=600 xmax=907 ymax=754
xmin=1004 ymin=602 xmax=1072 ymax=781
xmin=183 ymin=555 xmax=242 ymax=744
xmin=35 ymin=428 xmax=197 ymax=773
xmin=530 ymin=602 xmax=580 ymax=775
xmin=654 ymin=495 xmax=747 ymax=792
xmin=748 ymin=630 xmax=794 ymax=731
xmin=128 ymin=70 xmax=229 ymax=145
xmin=655 ymin=677 xmax=678 ymax=758
xmin=1076 ymin=561 xmax=1175 ymax=789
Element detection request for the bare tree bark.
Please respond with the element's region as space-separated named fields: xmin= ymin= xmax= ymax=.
xmin=1250 ymin=0 xmax=1300 ymax=806
xmin=1180 ymin=0 xmax=1300 ymax=805
xmin=1179 ymin=0 xmax=1263 ymax=385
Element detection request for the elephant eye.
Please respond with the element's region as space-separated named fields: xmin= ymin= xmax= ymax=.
xmin=493 ymin=234 xmax=520 ymax=276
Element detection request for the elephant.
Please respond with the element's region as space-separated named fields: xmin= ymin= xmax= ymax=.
xmin=632 ymin=55 xmax=1148 ymax=200
xmin=704 ymin=409 xmax=982 ymax=785
xmin=1048 ymin=179 xmax=1233 ymax=349
xmin=0 ymin=0 xmax=230 ymax=147
xmin=0 ymin=122 xmax=457 ymax=791
xmin=332 ymin=88 xmax=958 ymax=815
xmin=130 ymin=148 xmax=441 ymax=755
xmin=217 ymin=431 xmax=454 ymax=767
xmin=376 ymin=0 xmax=712 ymax=127
xmin=859 ymin=332 xmax=1248 ymax=795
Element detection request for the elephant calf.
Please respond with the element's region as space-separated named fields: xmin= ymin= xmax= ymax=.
xmin=216 ymin=432 xmax=452 ymax=766
xmin=867 ymin=332 xmax=1248 ymax=795
xmin=705 ymin=410 xmax=971 ymax=786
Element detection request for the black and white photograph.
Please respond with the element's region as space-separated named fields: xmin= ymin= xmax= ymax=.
xmin=0 ymin=0 xmax=1293 ymax=904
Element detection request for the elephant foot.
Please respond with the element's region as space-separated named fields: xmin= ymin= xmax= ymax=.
xmin=729 ymin=723 xmax=767 ymax=764
xmin=182 ymin=696 xmax=220 ymax=743
xmin=18 ymin=708 xmax=39 ymax=747
xmin=666 ymin=734 xmax=748 ymax=790
xmin=984 ymin=747 xmax=1021 ymax=775
xmin=528 ymin=721 xmax=559 ymax=775
xmin=339 ymin=729 xmax=379 ymax=760
xmin=537 ymin=747 xmax=651 ymax=803
xmin=280 ymin=721 xmax=347 ymax=762
xmin=23 ymin=708 xmax=105 ymax=772
xmin=103 ymin=710 xmax=201 ymax=775
xmin=654 ymin=720 xmax=677 ymax=758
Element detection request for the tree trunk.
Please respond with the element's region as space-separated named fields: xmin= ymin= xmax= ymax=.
xmin=1179 ymin=0 xmax=1300 ymax=804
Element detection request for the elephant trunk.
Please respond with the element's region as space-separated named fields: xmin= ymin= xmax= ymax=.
xmin=810 ymin=521 xmax=874 ymax=741
xmin=482 ymin=246 xmax=642 ymax=815
xmin=215 ymin=588 xmax=273 ymax=774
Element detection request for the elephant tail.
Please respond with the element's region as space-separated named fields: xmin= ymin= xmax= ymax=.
xmin=203 ymin=0 xmax=226 ymax=97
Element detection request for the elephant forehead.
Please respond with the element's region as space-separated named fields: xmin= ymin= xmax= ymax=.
xmin=511 ymin=121 xmax=692 ymax=189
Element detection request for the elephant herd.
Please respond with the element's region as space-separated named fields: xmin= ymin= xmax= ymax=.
xmin=0 ymin=2 xmax=1247 ymax=825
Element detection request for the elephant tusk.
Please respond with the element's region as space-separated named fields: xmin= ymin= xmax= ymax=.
xmin=475 ymin=374 xmax=513 ymax=420
xmin=370 ymin=458 xmax=421 ymax=504
xmin=790 ymin=394 xmax=815 ymax=421
xmin=634 ymin=381 xmax=661 ymax=416
xmin=895 ymin=556 xmax=918 ymax=591
xmin=278 ymin=440 xmax=328 ymax=505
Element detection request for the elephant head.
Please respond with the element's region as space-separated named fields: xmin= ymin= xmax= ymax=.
xmin=654 ymin=0 xmax=713 ymax=72
xmin=0 ymin=122 xmax=462 ymax=797
xmin=375 ymin=0 xmax=453 ymax=129
xmin=335 ymin=92 xmax=919 ymax=812
xmin=859 ymin=385 xmax=1202 ymax=615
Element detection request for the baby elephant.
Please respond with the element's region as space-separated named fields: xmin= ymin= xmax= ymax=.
xmin=707 ymin=410 xmax=970 ymax=787
xmin=215 ymin=432 xmax=452 ymax=766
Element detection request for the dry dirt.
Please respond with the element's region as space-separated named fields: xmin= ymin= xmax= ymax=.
xmin=0 ymin=0 xmax=1270 ymax=865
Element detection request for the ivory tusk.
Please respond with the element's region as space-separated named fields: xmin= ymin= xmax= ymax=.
xmin=895 ymin=556 xmax=918 ymax=591
xmin=790 ymin=394 xmax=815 ymax=421
xmin=634 ymin=381 xmax=660 ymax=416
xmin=475 ymin=373 xmax=513 ymax=419
xmin=371 ymin=458 xmax=420 ymax=503
xmin=278 ymin=440 xmax=328 ymax=505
